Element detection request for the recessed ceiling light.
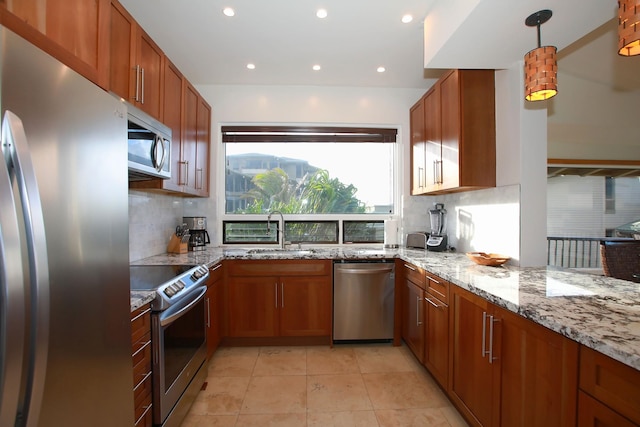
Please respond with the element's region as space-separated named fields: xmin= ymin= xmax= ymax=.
xmin=401 ymin=14 xmax=413 ymax=24
xmin=246 ymin=63 xmax=255 ymax=70
xmin=223 ymin=7 xmax=235 ymax=17
xmin=377 ymin=66 xmax=386 ymax=73
xmin=316 ymin=9 xmax=328 ymax=19
xmin=312 ymin=64 xmax=321 ymax=71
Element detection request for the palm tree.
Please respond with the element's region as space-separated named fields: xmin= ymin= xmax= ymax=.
xmin=239 ymin=168 xmax=364 ymax=214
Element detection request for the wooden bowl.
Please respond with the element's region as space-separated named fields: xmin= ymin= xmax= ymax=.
xmin=466 ymin=252 xmax=510 ymax=267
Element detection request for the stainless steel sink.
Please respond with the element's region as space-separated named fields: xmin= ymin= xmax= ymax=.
xmin=246 ymin=248 xmax=317 ymax=255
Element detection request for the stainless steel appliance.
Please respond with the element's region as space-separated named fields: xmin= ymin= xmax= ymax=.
xmin=333 ymin=260 xmax=395 ymax=341
xmin=406 ymin=232 xmax=428 ymax=249
xmin=427 ymin=203 xmax=448 ymax=251
xmin=0 ymin=27 xmax=133 ymax=426
xmin=128 ymin=104 xmax=172 ymax=181
xmin=183 ymin=216 xmax=210 ymax=251
xmin=129 ymin=264 xmax=210 ymax=427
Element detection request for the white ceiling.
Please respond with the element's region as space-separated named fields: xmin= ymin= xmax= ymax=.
xmin=118 ymin=0 xmax=639 ymax=91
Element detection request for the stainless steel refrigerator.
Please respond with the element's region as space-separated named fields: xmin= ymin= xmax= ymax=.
xmin=0 ymin=26 xmax=134 ymax=426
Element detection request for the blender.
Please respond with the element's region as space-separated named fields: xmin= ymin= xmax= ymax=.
xmin=427 ymin=203 xmax=448 ymax=251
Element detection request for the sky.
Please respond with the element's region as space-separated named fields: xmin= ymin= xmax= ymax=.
xmin=226 ymin=142 xmax=394 ymax=209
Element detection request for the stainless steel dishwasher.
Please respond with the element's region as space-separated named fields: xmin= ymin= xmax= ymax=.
xmin=333 ymin=260 xmax=395 ymax=342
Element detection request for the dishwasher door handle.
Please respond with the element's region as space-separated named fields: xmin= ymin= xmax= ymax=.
xmin=335 ymin=266 xmax=394 ymax=274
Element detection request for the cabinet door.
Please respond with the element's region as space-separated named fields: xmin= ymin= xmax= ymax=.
xmin=424 ymin=294 xmax=448 ymax=389
xmin=439 ymin=70 xmax=460 ymax=190
xmin=410 ymin=98 xmax=426 ymax=195
xmin=424 ymin=85 xmax=442 ymax=193
xmin=182 ymin=82 xmax=199 ymax=195
xmin=450 ymin=286 xmax=500 ymax=427
xmin=194 ymin=95 xmax=211 ymax=196
xmin=499 ymin=305 xmax=578 ymax=427
xmin=160 ymin=58 xmax=184 ymax=192
xmin=228 ymin=276 xmax=277 ymax=337
xmin=136 ymin=28 xmax=163 ymax=119
xmin=206 ymin=265 xmax=223 ymax=358
xmin=109 ymin=0 xmax=136 ymax=101
xmin=279 ymin=275 xmax=331 ymax=336
xmin=2 ymin=0 xmax=109 ymax=88
xmin=403 ymin=280 xmax=425 ymax=363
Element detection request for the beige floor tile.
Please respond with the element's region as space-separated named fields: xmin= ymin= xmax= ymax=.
xmin=308 ymin=410 xmax=380 ymax=426
xmin=440 ymin=405 xmax=470 ymax=427
xmin=353 ymin=345 xmax=415 ymax=373
xmin=189 ymin=376 xmax=250 ymax=415
xmin=307 ymin=374 xmax=373 ymax=413
xmin=179 ymin=413 xmax=237 ymax=427
xmin=241 ymin=375 xmax=307 ymax=414
xmin=235 ymin=413 xmax=307 ymax=426
xmin=363 ymin=372 xmax=449 ymax=410
xmin=306 ymin=346 xmax=360 ymax=375
xmin=252 ymin=347 xmax=307 ymax=376
xmin=207 ymin=346 xmax=259 ymax=377
xmin=375 ymin=408 xmax=453 ymax=427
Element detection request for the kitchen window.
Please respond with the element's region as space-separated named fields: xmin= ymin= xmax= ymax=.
xmin=221 ymin=126 xmax=397 ymax=244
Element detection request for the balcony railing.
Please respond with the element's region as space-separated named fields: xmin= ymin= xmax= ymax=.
xmin=547 ymin=237 xmax=602 ymax=269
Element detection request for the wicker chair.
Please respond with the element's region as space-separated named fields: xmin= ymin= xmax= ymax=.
xmin=600 ymin=240 xmax=640 ymax=283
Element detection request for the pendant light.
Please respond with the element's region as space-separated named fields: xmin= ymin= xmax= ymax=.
xmin=618 ymin=0 xmax=640 ymax=56
xmin=524 ymin=10 xmax=557 ymax=101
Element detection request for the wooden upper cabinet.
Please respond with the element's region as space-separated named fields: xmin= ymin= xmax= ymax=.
xmin=410 ymin=69 xmax=495 ymax=195
xmin=410 ymin=97 xmax=426 ymax=195
xmin=109 ymin=0 xmax=163 ymax=119
xmin=0 ymin=0 xmax=110 ymax=88
xmin=195 ymin=95 xmax=211 ymax=197
xmin=182 ymin=82 xmax=199 ymax=195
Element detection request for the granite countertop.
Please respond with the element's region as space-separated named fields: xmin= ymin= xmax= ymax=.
xmin=131 ymin=245 xmax=640 ymax=370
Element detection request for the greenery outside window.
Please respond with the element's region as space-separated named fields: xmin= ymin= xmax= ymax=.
xmin=223 ymin=126 xmax=396 ymax=215
xmin=343 ymin=221 xmax=384 ymax=243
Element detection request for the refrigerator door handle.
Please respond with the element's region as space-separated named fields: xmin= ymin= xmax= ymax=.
xmin=2 ymin=111 xmax=50 ymax=427
xmin=0 ymin=112 xmax=27 ymax=427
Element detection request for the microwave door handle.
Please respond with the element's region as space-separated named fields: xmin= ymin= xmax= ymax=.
xmin=2 ymin=111 xmax=50 ymax=427
xmin=0 ymin=113 xmax=27 ymax=427
xmin=156 ymin=136 xmax=167 ymax=172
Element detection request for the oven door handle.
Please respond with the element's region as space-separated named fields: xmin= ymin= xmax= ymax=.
xmin=159 ymin=286 xmax=207 ymax=327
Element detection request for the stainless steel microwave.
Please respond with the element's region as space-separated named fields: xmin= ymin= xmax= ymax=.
xmin=127 ymin=104 xmax=172 ymax=181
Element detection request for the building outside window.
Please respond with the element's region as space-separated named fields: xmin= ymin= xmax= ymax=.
xmin=221 ymin=126 xmax=397 ymax=244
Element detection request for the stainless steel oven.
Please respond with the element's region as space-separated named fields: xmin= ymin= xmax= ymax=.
xmin=130 ymin=264 xmax=210 ymax=427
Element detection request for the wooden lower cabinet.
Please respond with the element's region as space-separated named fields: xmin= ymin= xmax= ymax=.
xmin=423 ymin=272 xmax=449 ymax=389
xmin=449 ymin=285 xmax=579 ymax=427
xmin=206 ymin=262 xmax=223 ymax=358
xmin=131 ymin=304 xmax=153 ymax=427
xmin=497 ymin=305 xmax=578 ymax=427
xmin=579 ymin=345 xmax=640 ymax=425
xmin=449 ymin=286 xmax=500 ymax=427
xmin=400 ymin=262 xmax=426 ymax=363
xmin=226 ymin=260 xmax=332 ymax=340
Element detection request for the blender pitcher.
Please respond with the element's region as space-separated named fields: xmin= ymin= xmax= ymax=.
xmin=427 ymin=203 xmax=448 ymax=251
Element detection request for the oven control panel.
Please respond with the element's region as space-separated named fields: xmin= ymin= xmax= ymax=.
xmin=156 ymin=264 xmax=210 ymax=309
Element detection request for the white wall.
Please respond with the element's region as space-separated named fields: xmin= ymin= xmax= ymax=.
xmin=195 ymin=84 xmax=427 ymax=243
xmin=547 ymin=71 xmax=640 ymax=160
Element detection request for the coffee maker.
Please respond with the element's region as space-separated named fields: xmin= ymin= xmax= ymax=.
xmin=183 ymin=216 xmax=210 ymax=251
xmin=426 ymin=203 xmax=447 ymax=251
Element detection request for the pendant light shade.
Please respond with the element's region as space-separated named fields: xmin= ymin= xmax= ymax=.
xmin=618 ymin=0 xmax=640 ymax=56
xmin=524 ymin=10 xmax=557 ymax=102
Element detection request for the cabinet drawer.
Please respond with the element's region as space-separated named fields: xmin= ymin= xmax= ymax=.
xmin=425 ymin=271 xmax=448 ymax=304
xmin=579 ymin=346 xmax=640 ymax=424
xmin=209 ymin=262 xmax=223 ymax=282
xmin=131 ymin=305 xmax=151 ymax=345
xmin=578 ymin=391 xmax=637 ymax=427
xmin=134 ymin=382 xmax=152 ymax=426
xmin=132 ymin=335 xmax=151 ymax=388
xmin=402 ymin=262 xmax=425 ymax=289
xmin=227 ymin=259 xmax=331 ymax=276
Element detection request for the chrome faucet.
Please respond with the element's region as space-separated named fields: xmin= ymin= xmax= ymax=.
xmin=267 ymin=210 xmax=286 ymax=249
